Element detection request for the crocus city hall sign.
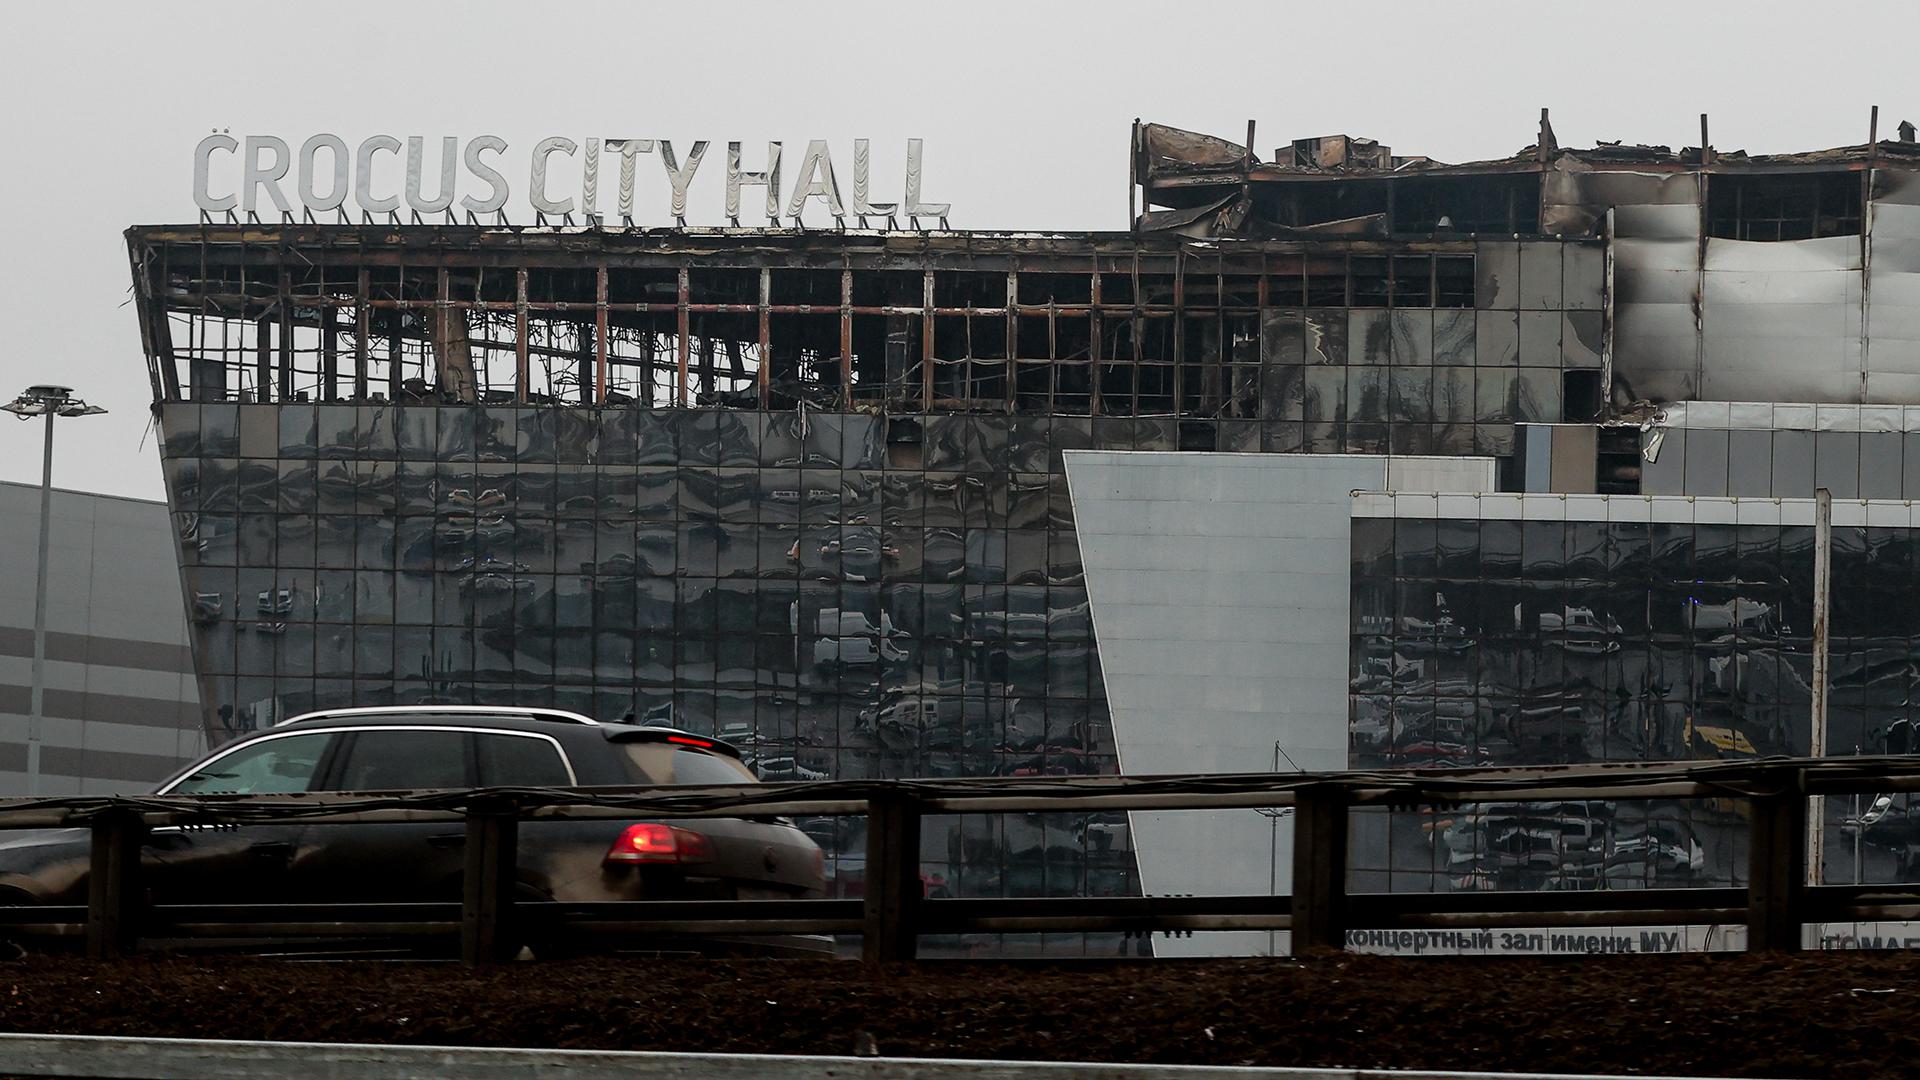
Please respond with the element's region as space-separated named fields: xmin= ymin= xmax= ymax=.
xmin=192 ymin=134 xmax=951 ymax=225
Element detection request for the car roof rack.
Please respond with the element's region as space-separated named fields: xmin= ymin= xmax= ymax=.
xmin=275 ymin=705 xmax=601 ymax=727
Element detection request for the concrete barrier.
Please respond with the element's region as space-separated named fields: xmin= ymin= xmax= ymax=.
xmin=0 ymin=1032 xmax=1756 ymax=1080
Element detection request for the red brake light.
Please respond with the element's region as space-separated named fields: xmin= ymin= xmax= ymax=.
xmin=605 ymin=823 xmax=713 ymax=865
xmin=666 ymin=735 xmax=714 ymax=749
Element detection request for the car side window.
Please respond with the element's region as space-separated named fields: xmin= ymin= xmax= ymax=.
xmin=169 ymin=733 xmax=332 ymax=795
xmin=330 ymin=729 xmax=471 ymax=791
xmin=476 ymin=733 xmax=571 ymax=787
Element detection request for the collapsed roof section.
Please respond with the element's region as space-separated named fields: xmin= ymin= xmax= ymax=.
xmin=1133 ymin=113 xmax=1920 ymax=239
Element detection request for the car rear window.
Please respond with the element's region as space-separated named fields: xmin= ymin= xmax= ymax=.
xmin=477 ymin=733 xmax=572 ymax=787
xmin=617 ymin=743 xmax=758 ymax=786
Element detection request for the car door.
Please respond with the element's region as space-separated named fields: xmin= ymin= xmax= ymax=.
xmin=144 ymin=729 xmax=340 ymax=906
xmin=472 ymin=731 xmax=591 ymax=900
xmin=287 ymin=726 xmax=475 ymax=904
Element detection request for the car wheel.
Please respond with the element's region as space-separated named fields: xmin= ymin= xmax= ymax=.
xmin=510 ymin=884 xmax=579 ymax=961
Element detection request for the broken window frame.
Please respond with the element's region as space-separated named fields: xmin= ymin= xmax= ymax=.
xmin=137 ymin=230 xmax=1511 ymax=430
xmin=1705 ymin=169 xmax=1866 ymax=243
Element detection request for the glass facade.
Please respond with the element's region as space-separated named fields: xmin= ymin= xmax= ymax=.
xmin=158 ymin=401 xmax=1135 ymax=950
xmin=1350 ymin=505 xmax=1920 ymax=894
xmin=132 ymin=226 xmax=1604 ymax=955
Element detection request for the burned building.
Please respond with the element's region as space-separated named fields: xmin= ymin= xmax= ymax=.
xmin=1136 ymin=114 xmax=1920 ymax=410
xmin=126 ymin=112 xmax=1920 ymax=952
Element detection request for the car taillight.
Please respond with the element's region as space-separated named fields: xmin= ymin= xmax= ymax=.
xmin=605 ymin=823 xmax=713 ymax=865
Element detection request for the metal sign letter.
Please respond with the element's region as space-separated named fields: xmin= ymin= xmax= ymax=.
xmin=660 ymin=141 xmax=710 ymax=221
xmin=461 ymin=136 xmax=509 ymax=215
xmin=785 ymin=140 xmax=845 ymax=219
xmin=355 ymin=136 xmax=403 ymax=214
xmin=904 ymin=139 xmax=948 ymax=220
xmin=241 ymin=136 xmax=294 ymax=216
xmin=851 ymin=139 xmax=896 ymax=217
xmin=727 ymin=142 xmax=782 ymax=220
xmin=297 ymin=134 xmax=350 ymax=213
xmin=530 ymin=136 xmax=578 ymax=215
xmin=193 ymin=133 xmax=239 ymax=214
xmin=405 ymin=135 xmax=459 ymax=215
xmin=606 ymin=139 xmax=655 ymax=220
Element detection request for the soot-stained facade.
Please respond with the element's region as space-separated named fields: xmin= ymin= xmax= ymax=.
xmin=129 ymin=224 xmax=1602 ymax=952
xmin=126 ymin=116 xmax=1920 ymax=951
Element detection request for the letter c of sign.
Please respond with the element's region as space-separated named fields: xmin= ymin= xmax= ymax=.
xmin=194 ymin=133 xmax=239 ymax=213
xmin=355 ymin=136 xmax=403 ymax=215
xmin=530 ymin=137 xmax=578 ymax=215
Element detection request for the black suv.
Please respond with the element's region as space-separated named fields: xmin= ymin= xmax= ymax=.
xmin=0 ymin=706 xmax=828 ymax=956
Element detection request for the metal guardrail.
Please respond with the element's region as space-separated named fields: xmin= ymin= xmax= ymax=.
xmin=3 ymin=756 xmax=1919 ymax=965
xmin=0 ymin=1033 xmax=1754 ymax=1080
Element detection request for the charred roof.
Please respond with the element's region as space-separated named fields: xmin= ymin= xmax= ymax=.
xmin=1133 ymin=115 xmax=1920 ymax=239
xmin=1137 ymin=117 xmax=1920 ymax=183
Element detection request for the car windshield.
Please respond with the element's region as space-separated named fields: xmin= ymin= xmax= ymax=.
xmin=617 ymin=742 xmax=757 ymax=786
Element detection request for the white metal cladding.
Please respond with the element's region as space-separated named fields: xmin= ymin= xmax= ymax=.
xmin=1638 ymin=400 xmax=1920 ymax=499
xmin=1699 ymin=236 xmax=1863 ymax=403
xmin=1351 ymin=489 xmax=1919 ymax=528
xmin=1601 ymin=172 xmax=1703 ymax=404
xmin=1597 ymin=167 xmax=1920 ymax=405
xmin=1065 ymin=451 xmax=1496 ymax=959
xmin=1869 ymin=170 xmax=1920 ymax=402
xmin=1651 ymin=400 xmax=1920 ymax=431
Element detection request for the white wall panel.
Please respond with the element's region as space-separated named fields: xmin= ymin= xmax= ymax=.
xmin=1065 ymin=451 xmax=1494 ymax=957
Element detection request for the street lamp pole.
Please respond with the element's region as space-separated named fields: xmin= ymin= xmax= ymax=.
xmin=25 ymin=408 xmax=54 ymax=796
xmin=3 ymin=386 xmax=107 ymax=797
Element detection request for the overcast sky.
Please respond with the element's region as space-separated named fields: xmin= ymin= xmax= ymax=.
xmin=0 ymin=0 xmax=1915 ymax=501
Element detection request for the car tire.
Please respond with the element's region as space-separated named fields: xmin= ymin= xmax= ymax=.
xmin=509 ymin=884 xmax=580 ymax=961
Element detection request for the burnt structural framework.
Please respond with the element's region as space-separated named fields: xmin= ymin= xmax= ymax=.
xmin=127 ymin=226 xmax=1605 ymax=951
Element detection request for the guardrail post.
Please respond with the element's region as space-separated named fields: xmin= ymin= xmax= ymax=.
xmin=1290 ymin=783 xmax=1349 ymax=954
xmin=86 ymin=808 xmax=144 ymax=960
xmin=862 ymin=789 xmax=921 ymax=964
xmin=461 ymin=805 xmax=519 ymax=965
xmin=1747 ymin=772 xmax=1807 ymax=953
